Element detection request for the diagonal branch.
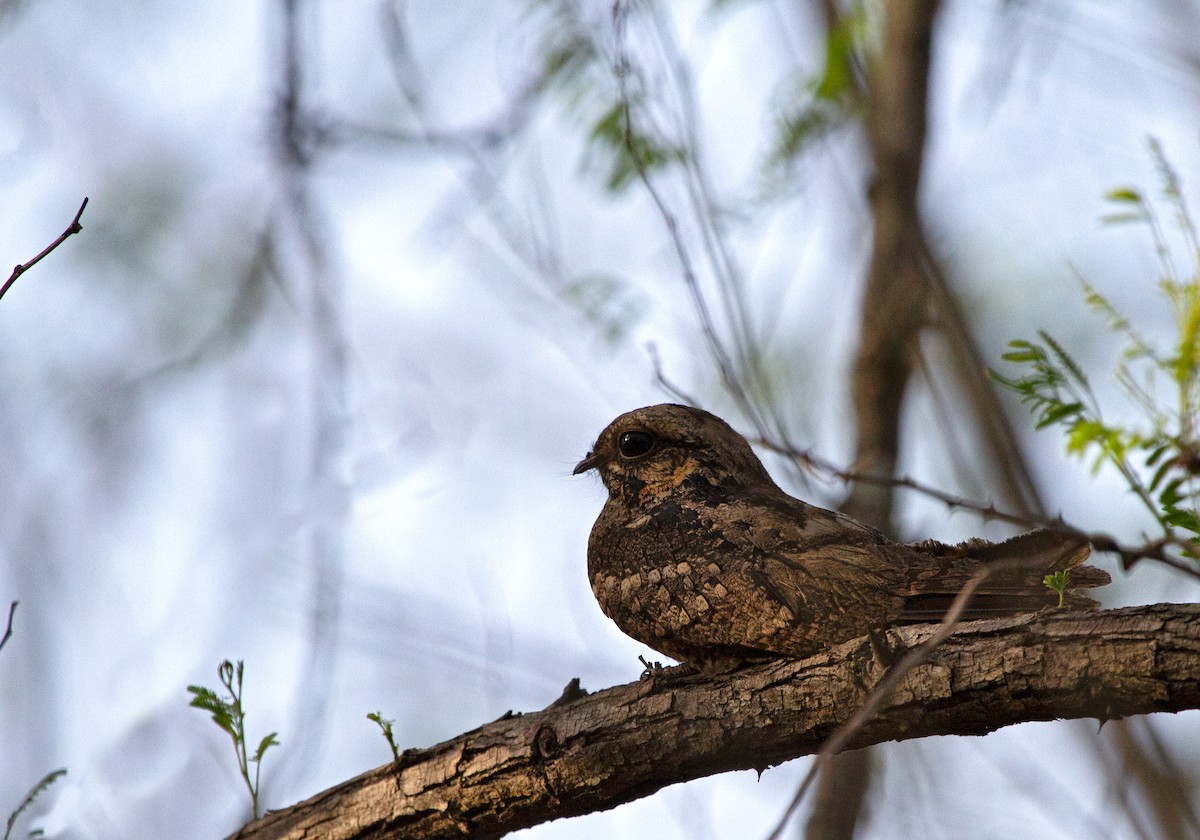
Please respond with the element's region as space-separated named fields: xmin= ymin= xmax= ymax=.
xmin=766 ymin=551 xmax=1057 ymax=838
xmin=232 ymin=603 xmax=1200 ymax=840
xmin=754 ymin=435 xmax=1200 ymax=582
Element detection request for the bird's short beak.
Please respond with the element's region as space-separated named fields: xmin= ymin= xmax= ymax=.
xmin=573 ymin=452 xmax=602 ymax=475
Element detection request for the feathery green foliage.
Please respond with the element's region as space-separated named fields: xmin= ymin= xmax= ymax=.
xmin=768 ymin=3 xmax=868 ymax=176
xmin=4 ymin=769 xmax=66 ymax=840
xmin=188 ymin=660 xmax=279 ymax=819
xmin=992 ymin=140 xmax=1200 ymax=560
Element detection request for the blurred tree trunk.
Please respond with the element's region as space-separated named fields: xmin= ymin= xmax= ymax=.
xmin=810 ymin=3 xmax=941 ymax=837
xmin=814 ymin=1 xmax=1195 ymax=838
xmin=842 ymin=0 xmax=938 ymax=531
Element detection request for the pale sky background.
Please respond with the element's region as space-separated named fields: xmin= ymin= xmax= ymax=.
xmin=2 ymin=1 xmax=1200 ymax=838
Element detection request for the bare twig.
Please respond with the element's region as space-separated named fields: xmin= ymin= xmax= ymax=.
xmin=646 ymin=342 xmax=701 ymax=407
xmin=1085 ymin=534 xmax=1200 ymax=579
xmin=615 ymin=93 xmax=745 ymax=413
xmin=0 ymin=198 xmax=89 ymax=304
xmin=754 ymin=436 xmax=1200 ymax=582
xmin=612 ymin=1 xmax=785 ymax=447
xmin=0 ymin=601 xmax=16 ymax=653
xmin=754 ymin=435 xmax=1035 ymax=523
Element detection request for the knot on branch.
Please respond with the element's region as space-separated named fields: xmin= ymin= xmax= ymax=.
xmin=532 ymin=725 xmax=560 ymax=760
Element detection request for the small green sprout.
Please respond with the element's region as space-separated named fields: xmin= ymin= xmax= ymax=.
xmin=188 ymin=660 xmax=279 ymax=819
xmin=367 ymin=712 xmax=402 ymax=764
xmin=1044 ymin=570 xmax=1071 ymax=609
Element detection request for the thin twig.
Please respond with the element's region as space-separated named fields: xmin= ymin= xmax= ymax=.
xmin=757 ymin=435 xmax=1056 ymax=527
xmin=646 ymin=342 xmax=701 ymax=407
xmin=0 ymin=601 xmax=17 ymax=653
xmin=765 ymin=555 xmax=1045 ymax=840
xmin=0 ymin=198 xmax=89 ymax=304
xmin=754 ymin=436 xmax=1200 ymax=582
xmin=611 ymin=2 xmax=767 ymax=435
xmin=1085 ymin=534 xmax=1200 ymax=579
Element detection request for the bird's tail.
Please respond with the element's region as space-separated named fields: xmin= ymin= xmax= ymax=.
xmin=899 ymin=529 xmax=1110 ymax=622
xmin=972 ymin=529 xmax=1110 ymax=589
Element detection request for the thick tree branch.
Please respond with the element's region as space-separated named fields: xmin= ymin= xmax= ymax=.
xmin=233 ymin=603 xmax=1200 ymax=840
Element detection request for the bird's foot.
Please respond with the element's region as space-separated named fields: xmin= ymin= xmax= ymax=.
xmin=639 ymin=654 xmax=669 ymax=680
xmin=637 ymin=655 xmax=696 ymax=691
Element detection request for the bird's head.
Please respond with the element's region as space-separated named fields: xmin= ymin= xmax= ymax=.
xmin=574 ymin=404 xmax=777 ymax=505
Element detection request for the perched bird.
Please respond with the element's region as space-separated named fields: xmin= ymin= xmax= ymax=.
xmin=574 ymin=404 xmax=1109 ymax=672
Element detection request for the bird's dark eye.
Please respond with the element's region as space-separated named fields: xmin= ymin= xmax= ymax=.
xmin=618 ymin=430 xmax=655 ymax=459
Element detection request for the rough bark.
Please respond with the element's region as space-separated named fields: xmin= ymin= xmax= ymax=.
xmin=233 ymin=603 xmax=1200 ymax=840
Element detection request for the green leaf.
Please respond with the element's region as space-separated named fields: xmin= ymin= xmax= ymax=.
xmin=187 ymin=686 xmax=237 ymax=734
xmin=1148 ymin=454 xmax=1176 ymax=493
xmin=1100 ymin=211 xmax=1151 ymax=225
xmin=1001 ymin=349 xmax=1041 ymax=364
xmin=1066 ymin=419 xmax=1106 ymax=455
xmin=1043 ymin=570 xmax=1070 ymax=608
xmin=1035 ymin=402 xmax=1083 ymax=429
xmin=186 ymin=685 xmax=220 ymax=707
xmin=1105 ymin=188 xmax=1143 ymax=203
xmin=1144 ymin=442 xmax=1172 ymax=468
xmin=766 ymin=7 xmax=865 ymax=173
xmin=253 ymin=732 xmax=280 ymax=763
xmin=1163 ymin=507 xmax=1200 ymax=534
xmin=1039 ymin=331 xmax=1089 ymax=389
xmin=813 ymin=10 xmax=860 ymax=102
xmin=1160 ymin=477 xmax=1186 ymax=508
xmin=588 ymin=101 xmax=623 ymax=145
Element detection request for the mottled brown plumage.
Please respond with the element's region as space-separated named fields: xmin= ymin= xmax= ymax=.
xmin=574 ymin=404 xmax=1109 ymax=672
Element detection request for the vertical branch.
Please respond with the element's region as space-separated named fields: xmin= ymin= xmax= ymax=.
xmin=267 ymin=0 xmax=350 ymax=792
xmin=801 ymin=748 xmax=871 ymax=840
xmin=842 ymin=0 xmax=940 ymax=529
xmin=807 ymin=4 xmax=940 ymax=840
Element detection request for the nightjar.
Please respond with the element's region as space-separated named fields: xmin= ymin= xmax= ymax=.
xmin=575 ymin=404 xmax=1109 ymax=672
